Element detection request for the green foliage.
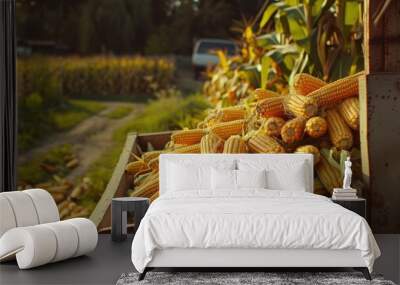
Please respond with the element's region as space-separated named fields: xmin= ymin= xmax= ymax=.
xmin=105 ymin=106 xmax=133 ymax=119
xmin=257 ymin=0 xmax=363 ymax=84
xmin=113 ymin=93 xmax=210 ymax=142
xmin=18 ymin=96 xmax=105 ymax=151
xmin=18 ymin=144 xmax=74 ymax=186
xmin=51 ymin=100 xmax=106 ymax=130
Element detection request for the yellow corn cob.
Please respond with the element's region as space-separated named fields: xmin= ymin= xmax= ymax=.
xmin=134 ymin=172 xmax=152 ymax=187
xmin=172 ymin=143 xmax=201 ymax=154
xmin=256 ymin=97 xmax=285 ymax=118
xmin=209 ymin=119 xmax=245 ymax=140
xmin=216 ymin=106 xmax=247 ymax=122
xmin=294 ymin=145 xmax=321 ymax=165
xmin=305 ymin=116 xmax=328 ymax=138
xmin=284 ymin=94 xmax=318 ymax=118
xmin=280 ymin=117 xmax=306 ymax=144
xmin=247 ymin=133 xmax=285 ymax=153
xmin=134 ymin=168 xmax=152 ymax=180
xmin=308 ymin=73 xmax=362 ymax=107
xmin=200 ymin=133 xmax=224 ymax=153
xmin=142 ymin=151 xmax=163 ymax=164
xmin=223 ymin=135 xmax=248 ymax=153
xmin=149 ymin=191 xmax=159 ymax=203
xmin=292 ymin=73 xmax=326 ymax=95
xmin=338 ymin=97 xmax=359 ymax=130
xmin=262 ymin=117 xmax=286 ymax=137
xmin=316 ymin=156 xmax=341 ymax=194
xmin=171 ymin=129 xmax=205 ymax=145
xmin=130 ymin=173 xmax=159 ymax=197
xmin=254 ymin=88 xmax=280 ymax=100
xmin=148 ymin=157 xmax=159 ymax=172
xmin=326 ymin=109 xmax=353 ymax=150
xmin=125 ymin=160 xmax=147 ymax=175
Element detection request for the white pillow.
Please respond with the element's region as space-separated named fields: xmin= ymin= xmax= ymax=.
xmin=236 ymin=169 xmax=267 ymax=189
xmin=238 ymin=160 xmax=308 ymax=191
xmin=168 ymin=163 xmax=209 ymax=191
xmin=167 ymin=160 xmax=236 ymax=191
xmin=211 ymin=168 xmax=236 ymax=190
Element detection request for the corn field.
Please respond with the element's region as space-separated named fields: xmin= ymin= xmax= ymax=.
xmin=17 ymin=56 xmax=176 ymax=99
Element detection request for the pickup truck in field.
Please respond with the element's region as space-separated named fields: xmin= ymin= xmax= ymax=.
xmin=192 ymin=38 xmax=238 ymax=79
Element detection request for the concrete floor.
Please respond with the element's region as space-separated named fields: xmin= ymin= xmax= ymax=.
xmin=0 ymin=234 xmax=135 ymax=285
xmin=1 ymin=234 xmax=399 ymax=285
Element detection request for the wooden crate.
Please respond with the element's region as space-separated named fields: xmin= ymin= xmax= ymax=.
xmin=89 ymin=131 xmax=172 ymax=232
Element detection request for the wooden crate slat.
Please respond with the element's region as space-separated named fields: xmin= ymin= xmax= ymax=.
xmin=89 ymin=132 xmax=138 ymax=227
xmin=91 ymin=131 xmax=172 ymax=231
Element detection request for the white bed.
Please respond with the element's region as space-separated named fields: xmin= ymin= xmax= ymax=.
xmin=131 ymin=154 xmax=380 ymax=280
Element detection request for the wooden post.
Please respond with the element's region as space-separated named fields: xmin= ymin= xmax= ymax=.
xmin=364 ymin=0 xmax=400 ymax=73
xmin=361 ymin=0 xmax=400 ymax=233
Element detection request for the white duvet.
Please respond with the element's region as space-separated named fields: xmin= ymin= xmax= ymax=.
xmin=131 ymin=190 xmax=380 ymax=273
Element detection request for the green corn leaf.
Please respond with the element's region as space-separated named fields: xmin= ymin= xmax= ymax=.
xmin=261 ymin=55 xmax=274 ymax=89
xmin=260 ymin=3 xmax=279 ymax=29
xmin=256 ymin=33 xmax=280 ymax=48
xmin=344 ymin=1 xmax=360 ymax=26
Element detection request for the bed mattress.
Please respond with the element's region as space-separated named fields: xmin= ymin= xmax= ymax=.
xmin=131 ymin=190 xmax=380 ymax=273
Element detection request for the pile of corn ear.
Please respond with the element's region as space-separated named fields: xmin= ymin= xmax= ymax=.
xmin=34 ymin=176 xmax=92 ymax=219
xmin=126 ymin=72 xmax=365 ymax=201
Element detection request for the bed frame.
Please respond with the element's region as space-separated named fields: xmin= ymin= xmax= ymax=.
xmin=139 ymin=154 xmax=372 ymax=281
xmin=139 ymin=248 xmax=371 ymax=280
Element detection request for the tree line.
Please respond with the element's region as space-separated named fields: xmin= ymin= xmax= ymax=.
xmin=16 ymin=0 xmax=265 ymax=55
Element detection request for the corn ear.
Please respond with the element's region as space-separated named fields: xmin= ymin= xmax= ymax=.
xmin=130 ymin=172 xmax=159 ymax=197
xmin=316 ymin=155 xmax=341 ymax=194
xmin=254 ymin=88 xmax=280 ymax=100
xmin=149 ymin=191 xmax=159 ymax=203
xmin=172 ymin=143 xmax=201 ymax=153
xmin=171 ymin=129 xmax=205 ymax=145
xmin=256 ymin=97 xmax=285 ymax=118
xmin=292 ymin=73 xmax=326 ymax=95
xmin=209 ymin=119 xmax=245 ymax=140
xmin=262 ymin=117 xmax=285 ymax=137
xmin=125 ymin=160 xmax=147 ymax=175
xmin=216 ymin=106 xmax=247 ymax=122
xmin=223 ymin=135 xmax=248 ymax=153
xmin=247 ymin=132 xmax=285 ymax=153
xmin=200 ymin=133 xmax=224 ymax=153
xmin=295 ymin=145 xmax=321 ymax=165
xmin=284 ymin=94 xmax=318 ymax=118
xmin=148 ymin=157 xmax=159 ymax=172
xmin=281 ymin=117 xmax=306 ymax=144
xmin=308 ymin=72 xmax=362 ymax=107
xmin=338 ymin=97 xmax=359 ymax=130
xmin=305 ymin=116 xmax=328 ymax=138
xmin=326 ymin=109 xmax=353 ymax=150
xmin=142 ymin=151 xmax=163 ymax=164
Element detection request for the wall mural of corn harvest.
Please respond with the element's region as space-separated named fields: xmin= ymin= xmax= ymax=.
xmin=126 ymin=0 xmax=365 ymax=201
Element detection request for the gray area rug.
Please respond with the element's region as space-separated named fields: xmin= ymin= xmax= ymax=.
xmin=117 ymin=272 xmax=396 ymax=285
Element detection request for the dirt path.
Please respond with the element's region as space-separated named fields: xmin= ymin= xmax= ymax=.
xmin=19 ymin=101 xmax=145 ymax=182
